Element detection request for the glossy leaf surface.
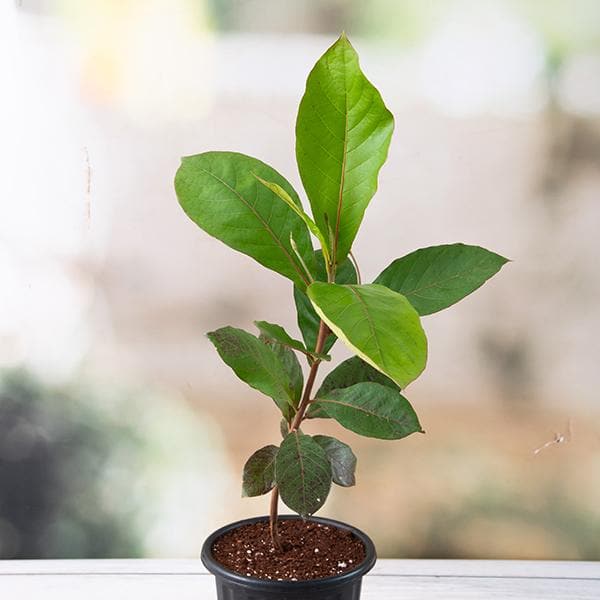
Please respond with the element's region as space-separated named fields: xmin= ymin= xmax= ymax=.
xmin=294 ymin=251 xmax=356 ymax=353
xmin=307 ymin=283 xmax=427 ymax=388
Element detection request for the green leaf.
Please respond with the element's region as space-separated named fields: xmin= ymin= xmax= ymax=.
xmin=254 ymin=175 xmax=332 ymax=265
xmin=313 ymin=435 xmax=357 ymax=487
xmin=312 ymin=382 xmax=423 ymax=440
xmin=308 ymin=356 xmax=398 ymax=418
xmin=175 ymin=151 xmax=314 ymax=290
xmin=207 ymin=326 xmax=297 ymax=420
xmin=242 ymin=445 xmax=278 ymax=497
xmin=296 ymin=34 xmax=394 ymax=263
xmin=260 ymin=335 xmax=304 ymax=406
xmin=255 ymin=321 xmax=307 ymax=354
xmin=293 ymin=251 xmax=356 ymax=353
xmin=276 ymin=432 xmax=332 ymax=517
xmin=318 ymin=356 xmax=399 ymax=396
xmin=307 ymin=283 xmax=427 ymax=388
xmin=256 ymin=320 xmax=330 ymax=364
xmin=375 ymin=243 xmax=509 ymax=316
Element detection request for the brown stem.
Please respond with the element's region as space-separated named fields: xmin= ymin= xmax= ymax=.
xmin=291 ymin=320 xmax=329 ymax=431
xmin=269 ymin=486 xmax=283 ymax=551
xmin=268 ymin=320 xmax=329 ymax=549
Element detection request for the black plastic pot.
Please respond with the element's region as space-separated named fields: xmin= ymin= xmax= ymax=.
xmin=201 ymin=515 xmax=377 ymax=600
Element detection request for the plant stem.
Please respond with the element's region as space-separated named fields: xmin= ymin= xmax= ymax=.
xmin=290 ymin=320 xmax=329 ymax=431
xmin=269 ymin=486 xmax=283 ymax=551
xmin=268 ymin=320 xmax=329 ymax=549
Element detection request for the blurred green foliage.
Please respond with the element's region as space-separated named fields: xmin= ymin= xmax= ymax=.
xmin=0 ymin=370 xmax=144 ymax=558
xmin=412 ymin=488 xmax=600 ymax=559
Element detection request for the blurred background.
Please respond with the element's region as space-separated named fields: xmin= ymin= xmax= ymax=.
xmin=1 ymin=0 xmax=599 ymax=560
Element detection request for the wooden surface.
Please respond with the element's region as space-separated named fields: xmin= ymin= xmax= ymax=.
xmin=1 ymin=559 xmax=598 ymax=599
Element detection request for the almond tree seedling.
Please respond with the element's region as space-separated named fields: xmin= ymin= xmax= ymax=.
xmin=175 ymin=33 xmax=508 ymax=551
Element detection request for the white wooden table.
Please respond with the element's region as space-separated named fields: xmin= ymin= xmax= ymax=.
xmin=1 ymin=559 xmax=598 ymax=599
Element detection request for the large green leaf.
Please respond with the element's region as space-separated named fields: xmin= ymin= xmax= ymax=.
xmin=375 ymin=243 xmax=509 ymax=315
xmin=175 ymin=151 xmax=314 ymax=290
xmin=313 ymin=435 xmax=357 ymax=487
xmin=207 ymin=326 xmax=297 ymax=420
xmin=242 ymin=445 xmax=278 ymax=497
xmin=308 ymin=356 xmax=398 ymax=418
xmin=276 ymin=432 xmax=332 ymax=517
xmin=293 ymin=251 xmax=356 ymax=353
xmin=296 ymin=34 xmax=394 ymax=263
xmin=307 ymin=283 xmax=427 ymax=388
xmin=312 ymin=382 xmax=423 ymax=440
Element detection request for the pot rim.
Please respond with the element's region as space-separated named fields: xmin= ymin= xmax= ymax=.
xmin=201 ymin=514 xmax=377 ymax=590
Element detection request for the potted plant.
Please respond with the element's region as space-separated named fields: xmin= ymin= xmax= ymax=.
xmin=174 ymin=33 xmax=507 ymax=600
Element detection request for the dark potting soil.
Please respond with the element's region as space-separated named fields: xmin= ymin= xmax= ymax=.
xmin=211 ymin=519 xmax=366 ymax=581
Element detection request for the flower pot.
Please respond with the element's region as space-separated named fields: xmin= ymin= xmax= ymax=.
xmin=201 ymin=515 xmax=377 ymax=600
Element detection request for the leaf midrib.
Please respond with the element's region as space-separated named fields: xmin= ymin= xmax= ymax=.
xmin=347 ymin=286 xmax=388 ymax=372
xmin=329 ymin=42 xmax=350 ymax=264
xmin=317 ymin=397 xmax=404 ymax=427
xmin=293 ymin=433 xmax=308 ymax=512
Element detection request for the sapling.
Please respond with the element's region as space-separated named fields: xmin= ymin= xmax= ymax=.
xmin=175 ymin=34 xmax=507 ymax=551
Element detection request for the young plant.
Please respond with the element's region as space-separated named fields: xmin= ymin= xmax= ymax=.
xmin=175 ymin=34 xmax=508 ymax=549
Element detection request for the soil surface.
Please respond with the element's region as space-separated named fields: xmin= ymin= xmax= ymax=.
xmin=211 ymin=519 xmax=366 ymax=581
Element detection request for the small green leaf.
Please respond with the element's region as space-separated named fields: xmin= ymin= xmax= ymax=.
xmin=312 ymin=382 xmax=423 ymax=440
xmin=207 ymin=326 xmax=297 ymax=420
xmin=307 ymin=283 xmax=427 ymax=388
xmin=375 ymin=243 xmax=509 ymax=315
xmin=242 ymin=445 xmax=279 ymax=497
xmin=313 ymin=435 xmax=357 ymax=487
xmin=255 ymin=321 xmax=307 ymax=354
xmin=260 ymin=336 xmax=304 ymax=406
xmin=256 ymin=320 xmax=330 ymax=364
xmin=294 ymin=251 xmax=356 ymax=353
xmin=175 ymin=152 xmax=314 ymax=290
xmin=296 ymin=34 xmax=394 ymax=263
xmin=254 ymin=175 xmax=332 ymax=265
xmin=308 ymin=356 xmax=398 ymax=418
xmin=276 ymin=431 xmax=332 ymax=517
